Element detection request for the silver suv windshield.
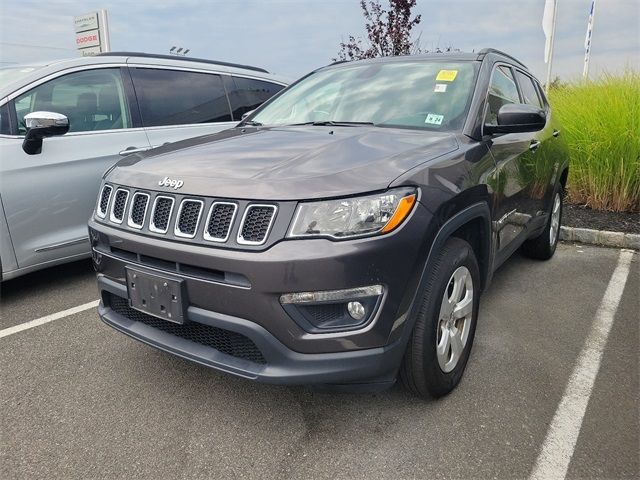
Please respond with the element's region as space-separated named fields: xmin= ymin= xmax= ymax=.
xmin=251 ymin=60 xmax=477 ymax=131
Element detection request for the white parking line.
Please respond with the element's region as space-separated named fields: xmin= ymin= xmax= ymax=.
xmin=0 ymin=300 xmax=99 ymax=339
xmin=530 ymin=249 xmax=635 ymax=480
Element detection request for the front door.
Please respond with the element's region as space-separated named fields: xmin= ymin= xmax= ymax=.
xmin=484 ymin=65 xmax=540 ymax=261
xmin=0 ymin=67 xmax=151 ymax=269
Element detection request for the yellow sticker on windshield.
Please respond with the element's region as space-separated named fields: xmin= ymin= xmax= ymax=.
xmin=436 ymin=70 xmax=458 ymax=82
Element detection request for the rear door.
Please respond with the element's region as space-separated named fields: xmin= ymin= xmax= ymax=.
xmin=0 ymin=67 xmax=151 ymax=269
xmin=129 ymin=67 xmax=236 ymax=146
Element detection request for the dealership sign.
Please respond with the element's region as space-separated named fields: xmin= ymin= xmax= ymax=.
xmin=73 ymin=10 xmax=110 ymax=56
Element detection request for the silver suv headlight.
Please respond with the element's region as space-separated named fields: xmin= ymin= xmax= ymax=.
xmin=287 ymin=187 xmax=417 ymax=239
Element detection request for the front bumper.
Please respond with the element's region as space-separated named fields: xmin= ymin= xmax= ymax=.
xmin=90 ymin=202 xmax=434 ymax=385
xmin=99 ymin=275 xmax=406 ymax=385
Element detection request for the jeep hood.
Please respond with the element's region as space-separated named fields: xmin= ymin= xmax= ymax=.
xmin=108 ymin=126 xmax=458 ymax=200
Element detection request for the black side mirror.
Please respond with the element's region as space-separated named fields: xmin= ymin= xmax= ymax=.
xmin=22 ymin=111 xmax=70 ymax=155
xmin=485 ymin=103 xmax=546 ymax=135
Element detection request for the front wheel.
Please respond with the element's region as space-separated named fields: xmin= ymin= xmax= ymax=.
xmin=522 ymin=185 xmax=563 ymax=260
xmin=400 ymin=237 xmax=480 ymax=399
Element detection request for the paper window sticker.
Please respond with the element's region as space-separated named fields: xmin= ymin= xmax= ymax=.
xmin=425 ymin=113 xmax=444 ymax=125
xmin=436 ymin=70 xmax=458 ymax=82
xmin=434 ymin=83 xmax=447 ymax=93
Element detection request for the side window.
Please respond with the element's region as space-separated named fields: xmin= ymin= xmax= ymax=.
xmin=226 ymin=76 xmax=285 ymax=120
xmin=14 ymin=68 xmax=131 ymax=134
xmin=484 ymin=65 xmax=520 ymax=126
xmin=0 ymin=103 xmax=10 ymax=135
xmin=130 ymin=68 xmax=232 ymax=127
xmin=515 ymin=71 xmax=543 ymax=108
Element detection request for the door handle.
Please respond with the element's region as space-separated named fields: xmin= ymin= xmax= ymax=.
xmin=553 ymin=129 xmax=561 ymax=137
xmin=529 ymin=140 xmax=541 ymax=151
xmin=119 ymin=146 xmax=153 ymax=156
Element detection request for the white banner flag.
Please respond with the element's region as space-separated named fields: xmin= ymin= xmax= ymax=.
xmin=583 ymin=0 xmax=597 ymax=77
xmin=542 ymin=0 xmax=556 ymax=63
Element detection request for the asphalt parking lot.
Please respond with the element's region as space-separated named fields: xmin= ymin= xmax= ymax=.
xmin=1 ymin=243 xmax=638 ymax=480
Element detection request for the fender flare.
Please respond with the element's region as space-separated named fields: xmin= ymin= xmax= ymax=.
xmin=404 ymin=202 xmax=493 ymax=335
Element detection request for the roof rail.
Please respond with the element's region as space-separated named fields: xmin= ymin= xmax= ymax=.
xmin=97 ymin=52 xmax=269 ymax=74
xmin=476 ymin=48 xmax=528 ymax=69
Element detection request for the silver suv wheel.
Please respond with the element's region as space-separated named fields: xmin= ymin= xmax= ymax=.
xmin=437 ymin=266 xmax=474 ymax=373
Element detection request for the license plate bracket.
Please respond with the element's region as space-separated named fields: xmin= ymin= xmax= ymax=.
xmin=125 ymin=267 xmax=187 ymax=324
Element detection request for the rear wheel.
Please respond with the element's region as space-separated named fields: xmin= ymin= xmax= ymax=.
xmin=522 ymin=185 xmax=563 ymax=260
xmin=400 ymin=237 xmax=480 ymax=399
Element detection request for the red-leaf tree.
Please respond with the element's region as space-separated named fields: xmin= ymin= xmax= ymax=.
xmin=335 ymin=0 xmax=423 ymax=61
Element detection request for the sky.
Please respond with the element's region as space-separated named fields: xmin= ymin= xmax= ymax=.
xmin=0 ymin=0 xmax=638 ymax=82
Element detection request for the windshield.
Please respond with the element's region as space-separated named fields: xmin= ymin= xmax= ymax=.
xmin=0 ymin=65 xmax=46 ymax=86
xmin=251 ymin=60 xmax=477 ymax=131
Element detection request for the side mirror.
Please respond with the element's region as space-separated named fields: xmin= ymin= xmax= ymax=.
xmin=241 ymin=110 xmax=255 ymax=120
xmin=22 ymin=111 xmax=69 ymax=155
xmin=485 ymin=103 xmax=546 ymax=135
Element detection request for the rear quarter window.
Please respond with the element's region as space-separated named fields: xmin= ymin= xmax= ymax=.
xmin=130 ymin=68 xmax=232 ymax=127
xmin=226 ymin=77 xmax=284 ymax=120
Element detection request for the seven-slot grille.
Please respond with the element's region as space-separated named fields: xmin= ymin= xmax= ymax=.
xmin=174 ymin=199 xmax=203 ymax=238
xmin=150 ymin=196 xmax=175 ymax=233
xmin=97 ymin=185 xmax=113 ymax=218
xmin=204 ymin=202 xmax=237 ymax=242
xmin=128 ymin=193 xmax=150 ymax=229
xmin=109 ymin=189 xmax=129 ymax=224
xmin=237 ymin=205 xmax=277 ymax=245
xmin=96 ymin=186 xmax=278 ymax=246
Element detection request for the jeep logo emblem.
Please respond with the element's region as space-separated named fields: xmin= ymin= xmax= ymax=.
xmin=158 ymin=176 xmax=184 ymax=190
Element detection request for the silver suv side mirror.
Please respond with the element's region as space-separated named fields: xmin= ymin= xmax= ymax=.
xmin=241 ymin=110 xmax=255 ymax=120
xmin=22 ymin=111 xmax=70 ymax=155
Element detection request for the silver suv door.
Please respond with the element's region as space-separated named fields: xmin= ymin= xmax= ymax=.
xmin=0 ymin=67 xmax=151 ymax=270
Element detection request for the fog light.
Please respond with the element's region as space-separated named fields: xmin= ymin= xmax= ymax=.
xmin=347 ymin=301 xmax=365 ymax=320
xmin=279 ymin=285 xmax=384 ymax=332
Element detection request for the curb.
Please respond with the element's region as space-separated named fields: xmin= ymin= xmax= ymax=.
xmin=560 ymin=226 xmax=640 ymax=250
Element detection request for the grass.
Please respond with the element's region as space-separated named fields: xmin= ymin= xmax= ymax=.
xmin=548 ymin=72 xmax=640 ymax=212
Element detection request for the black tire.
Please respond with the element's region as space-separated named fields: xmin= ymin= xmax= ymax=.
xmin=521 ymin=184 xmax=564 ymax=260
xmin=400 ymin=237 xmax=480 ymax=399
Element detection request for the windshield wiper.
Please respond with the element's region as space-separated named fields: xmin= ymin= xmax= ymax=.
xmin=241 ymin=120 xmax=263 ymax=126
xmin=288 ymin=121 xmax=375 ymax=127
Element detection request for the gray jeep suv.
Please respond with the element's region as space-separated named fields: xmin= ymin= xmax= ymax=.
xmin=89 ymin=49 xmax=569 ymax=398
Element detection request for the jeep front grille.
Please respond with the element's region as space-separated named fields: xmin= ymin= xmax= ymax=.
xmin=237 ymin=205 xmax=277 ymax=245
xmin=97 ymin=185 xmax=112 ymax=218
xmin=150 ymin=196 xmax=174 ymax=233
xmin=128 ymin=193 xmax=150 ymax=229
xmin=174 ymin=199 xmax=203 ymax=238
xmin=204 ymin=202 xmax=237 ymax=242
xmin=110 ymin=189 xmax=129 ymax=224
xmin=97 ymin=185 xmax=279 ymax=247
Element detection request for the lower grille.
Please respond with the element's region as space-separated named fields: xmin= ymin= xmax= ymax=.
xmin=107 ymin=294 xmax=266 ymax=364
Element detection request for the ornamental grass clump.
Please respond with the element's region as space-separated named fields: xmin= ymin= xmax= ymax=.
xmin=548 ymin=72 xmax=640 ymax=212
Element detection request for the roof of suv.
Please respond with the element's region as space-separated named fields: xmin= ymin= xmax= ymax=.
xmin=322 ymin=48 xmax=529 ymax=72
xmin=0 ymin=52 xmax=287 ymax=99
xmin=98 ymin=51 xmax=269 ymax=73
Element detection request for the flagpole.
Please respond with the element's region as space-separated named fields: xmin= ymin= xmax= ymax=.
xmin=583 ymin=0 xmax=597 ymax=79
xmin=544 ymin=0 xmax=558 ymax=93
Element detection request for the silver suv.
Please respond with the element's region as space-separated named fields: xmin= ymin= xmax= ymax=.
xmin=0 ymin=52 xmax=287 ymax=280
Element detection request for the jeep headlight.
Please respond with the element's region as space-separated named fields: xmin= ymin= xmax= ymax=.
xmin=287 ymin=188 xmax=417 ymax=239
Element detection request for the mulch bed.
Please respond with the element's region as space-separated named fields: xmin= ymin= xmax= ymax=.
xmin=564 ymin=203 xmax=639 ymax=235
